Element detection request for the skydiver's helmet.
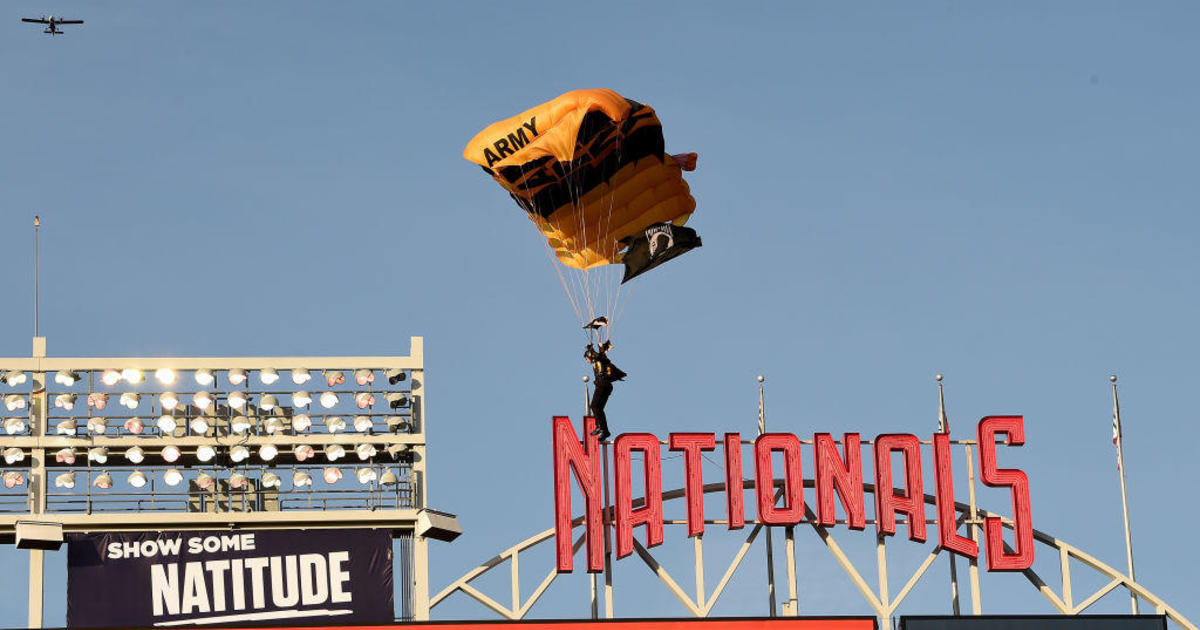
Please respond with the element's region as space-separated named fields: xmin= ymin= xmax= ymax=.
xmin=584 ymin=345 xmax=598 ymax=362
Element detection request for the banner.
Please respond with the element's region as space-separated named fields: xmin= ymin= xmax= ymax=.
xmin=900 ymin=616 xmax=1166 ymax=630
xmin=67 ymin=528 xmax=393 ymax=628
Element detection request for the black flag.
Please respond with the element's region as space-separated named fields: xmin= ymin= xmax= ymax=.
xmin=619 ymin=222 xmax=702 ymax=284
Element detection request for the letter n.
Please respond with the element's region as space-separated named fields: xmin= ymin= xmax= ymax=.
xmin=978 ymin=416 xmax=1034 ymax=571
xmin=814 ymin=433 xmax=866 ymax=529
xmin=614 ymin=433 xmax=664 ymax=558
xmin=553 ymin=416 xmax=603 ymax=572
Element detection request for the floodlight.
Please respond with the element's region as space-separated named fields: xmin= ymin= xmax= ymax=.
xmin=325 ymin=416 xmax=346 ymax=433
xmin=386 ymin=416 xmax=408 ymax=432
xmin=293 ymin=414 xmax=312 ymax=432
xmin=86 ymin=392 xmax=107 ymax=410
xmin=386 ymin=443 xmax=409 ymax=459
xmin=354 ymin=369 xmax=375 ymax=386
xmin=56 ymin=420 xmax=76 ymax=435
xmin=228 ymin=368 xmax=248 ymax=386
xmin=195 ymin=472 xmax=214 ymax=489
xmin=386 ymin=393 xmax=409 ymax=409
xmin=4 ymin=418 xmax=27 ymax=435
xmin=386 ymin=369 xmax=407 ymax=385
xmin=87 ymin=417 xmax=107 ymax=435
xmin=55 ymin=369 xmax=81 ymax=386
xmin=259 ymin=368 xmax=280 ymax=385
xmin=55 ymin=472 xmax=76 ymax=489
xmin=230 ymin=415 xmax=251 ymax=434
xmin=323 ymin=467 xmax=343 ymax=484
xmin=93 ymin=472 xmax=113 ymax=489
xmin=320 ymin=391 xmax=339 ymax=408
xmin=293 ymin=390 xmax=312 ymax=407
xmin=379 ymin=470 xmax=399 ymax=486
xmin=355 ymin=392 xmax=375 ymax=409
xmin=128 ymin=471 xmax=148 ymax=488
xmin=3 ymin=471 xmax=25 ymax=488
xmin=291 ymin=368 xmax=312 ymax=384
xmin=259 ymin=444 xmax=279 ymax=461
xmin=324 ymin=370 xmax=345 ymax=387
xmin=119 ymin=392 xmax=140 ymax=409
xmin=324 ymin=444 xmax=346 ymax=461
xmin=263 ymin=417 xmax=284 ymax=434
xmin=230 ymin=445 xmax=250 ymax=463
xmin=356 ymin=468 xmax=378 ymax=484
xmin=228 ymin=390 xmax=248 ymax=411
xmin=124 ymin=417 xmax=144 ymax=434
xmin=293 ymin=470 xmax=313 ymax=487
xmin=125 ymin=446 xmax=145 ymax=464
xmin=3 ymin=447 xmax=24 ymax=464
xmin=122 ymin=368 xmax=144 ymax=384
xmin=4 ymin=394 xmax=26 ymax=411
xmin=191 ymin=417 xmax=210 ymax=435
xmin=88 ymin=447 xmax=108 ymax=464
xmin=193 ymin=391 xmax=213 ymax=411
xmin=355 ymin=443 xmax=377 ymax=460
xmin=163 ymin=469 xmax=183 ymax=486
xmin=353 ymin=415 xmax=373 ymax=433
xmin=3 ymin=370 xmax=27 ymax=386
xmin=160 ymin=391 xmax=179 ymax=410
xmin=161 ymin=445 xmax=181 ymax=463
xmin=156 ymin=415 xmax=178 ymax=434
xmin=101 ymin=369 xmax=121 ymax=386
xmin=229 ymin=472 xmax=248 ymax=489
xmin=55 ymin=447 xmax=76 ymax=464
xmin=260 ymin=394 xmax=278 ymax=411
xmin=294 ymin=445 xmax=315 ymax=461
xmin=54 ymin=393 xmax=76 ymax=410
xmin=196 ymin=444 xmax=216 ymax=462
xmin=261 ymin=472 xmax=282 ymax=488
xmin=194 ymin=369 xmax=215 ymax=386
xmin=155 ymin=368 xmax=177 ymax=385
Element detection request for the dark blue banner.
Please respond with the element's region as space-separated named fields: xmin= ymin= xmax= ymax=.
xmin=67 ymin=528 xmax=394 ymax=628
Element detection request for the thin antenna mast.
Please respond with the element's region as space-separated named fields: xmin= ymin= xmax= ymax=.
xmin=34 ymin=215 xmax=40 ymax=338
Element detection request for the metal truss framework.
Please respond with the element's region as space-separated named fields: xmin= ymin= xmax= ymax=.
xmin=433 ymin=464 xmax=1196 ymax=630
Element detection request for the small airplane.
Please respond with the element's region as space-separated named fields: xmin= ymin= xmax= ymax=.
xmin=21 ymin=15 xmax=83 ymax=36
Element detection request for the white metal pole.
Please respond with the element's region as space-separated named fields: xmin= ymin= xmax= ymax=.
xmin=1111 ymin=375 xmax=1139 ymax=614
xmin=936 ymin=375 xmax=961 ymax=615
xmin=758 ymin=376 xmax=777 ymax=616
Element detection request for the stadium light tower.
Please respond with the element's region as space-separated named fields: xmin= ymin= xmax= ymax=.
xmin=0 ymin=335 xmax=457 ymax=627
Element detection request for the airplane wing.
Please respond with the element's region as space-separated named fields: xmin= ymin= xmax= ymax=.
xmin=59 ymin=20 xmax=83 ymax=24
xmin=22 ymin=18 xmax=50 ymax=24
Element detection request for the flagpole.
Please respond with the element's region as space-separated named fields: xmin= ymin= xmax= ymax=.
xmin=758 ymin=375 xmax=777 ymax=616
xmin=1111 ymin=375 xmax=1138 ymax=614
xmin=936 ymin=374 xmax=961 ymax=615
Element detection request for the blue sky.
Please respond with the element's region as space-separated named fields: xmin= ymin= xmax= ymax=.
xmin=2 ymin=1 xmax=1199 ymax=625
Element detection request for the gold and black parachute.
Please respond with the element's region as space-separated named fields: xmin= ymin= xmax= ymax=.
xmin=465 ymin=89 xmax=701 ymax=333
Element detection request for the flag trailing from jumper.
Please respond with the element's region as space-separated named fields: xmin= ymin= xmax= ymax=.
xmin=619 ymin=221 xmax=702 ymax=283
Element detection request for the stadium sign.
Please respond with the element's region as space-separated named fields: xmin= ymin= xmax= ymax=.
xmin=553 ymin=416 xmax=1034 ymax=574
xmin=67 ymin=528 xmax=393 ymax=627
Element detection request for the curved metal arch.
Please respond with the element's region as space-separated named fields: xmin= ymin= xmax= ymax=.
xmin=431 ymin=479 xmax=1195 ymax=629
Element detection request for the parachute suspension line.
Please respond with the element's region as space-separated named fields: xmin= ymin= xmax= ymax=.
xmin=518 ymin=160 xmax=586 ymax=327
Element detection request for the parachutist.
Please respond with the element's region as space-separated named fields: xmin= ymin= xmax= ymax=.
xmin=584 ymin=341 xmax=625 ymax=442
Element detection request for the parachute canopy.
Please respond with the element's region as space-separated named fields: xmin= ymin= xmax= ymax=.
xmin=464 ymin=89 xmax=698 ymax=271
